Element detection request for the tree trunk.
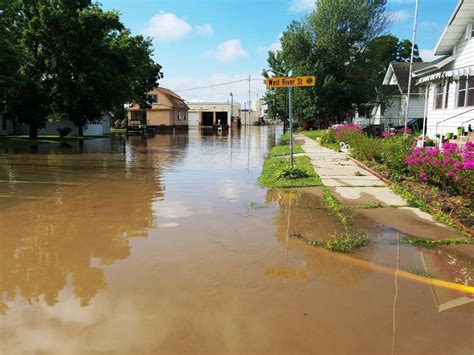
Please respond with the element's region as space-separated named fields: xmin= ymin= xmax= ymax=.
xmin=78 ymin=124 xmax=83 ymax=137
xmin=29 ymin=124 xmax=38 ymax=139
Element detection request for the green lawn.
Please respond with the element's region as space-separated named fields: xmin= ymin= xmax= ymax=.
xmin=111 ymin=128 xmax=127 ymax=133
xmin=269 ymin=144 xmax=304 ymax=157
xmin=302 ymin=130 xmax=325 ymax=140
xmin=259 ymin=155 xmax=322 ymax=188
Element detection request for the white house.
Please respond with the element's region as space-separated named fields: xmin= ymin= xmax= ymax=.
xmin=414 ymin=0 xmax=474 ymax=140
xmin=13 ymin=112 xmax=111 ymax=136
xmin=0 ymin=117 xmax=14 ymax=136
xmin=376 ymin=62 xmax=429 ymax=127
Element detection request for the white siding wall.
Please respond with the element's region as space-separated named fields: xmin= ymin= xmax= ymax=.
xmin=407 ymin=95 xmax=426 ymax=118
xmin=0 ymin=118 xmax=14 ymax=135
xmin=14 ymin=114 xmax=110 ymax=136
xmin=423 ymin=28 xmax=474 ymax=139
xmin=453 ymin=36 xmax=474 ymax=68
xmin=424 ymin=81 xmax=474 ymax=138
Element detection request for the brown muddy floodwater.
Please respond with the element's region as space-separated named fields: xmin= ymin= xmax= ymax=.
xmin=0 ymin=127 xmax=473 ymax=354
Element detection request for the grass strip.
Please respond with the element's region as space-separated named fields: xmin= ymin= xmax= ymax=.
xmin=402 ymin=236 xmax=471 ymax=247
xmin=293 ymin=232 xmax=369 ymax=253
xmin=322 ymin=186 xmax=352 ymax=226
xmin=302 ymin=130 xmax=325 ymax=140
xmin=269 ymin=144 xmax=304 ymax=157
xmin=259 ymin=155 xmax=322 ymax=188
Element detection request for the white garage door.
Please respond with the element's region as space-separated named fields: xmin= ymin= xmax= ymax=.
xmin=189 ymin=112 xmax=199 ymax=126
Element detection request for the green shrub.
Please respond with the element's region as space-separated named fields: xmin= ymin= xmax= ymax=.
xmin=319 ymin=129 xmax=337 ymax=146
xmin=278 ymin=165 xmax=309 ymax=179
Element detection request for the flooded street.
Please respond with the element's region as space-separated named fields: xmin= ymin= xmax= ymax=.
xmin=0 ymin=127 xmax=473 ymax=354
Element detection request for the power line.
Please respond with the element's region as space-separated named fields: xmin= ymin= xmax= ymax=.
xmin=174 ymin=77 xmax=263 ymax=92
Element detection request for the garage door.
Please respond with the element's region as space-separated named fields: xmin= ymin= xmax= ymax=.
xmin=189 ymin=111 xmax=199 ymax=126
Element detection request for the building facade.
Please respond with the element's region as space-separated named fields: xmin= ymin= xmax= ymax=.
xmin=128 ymin=87 xmax=189 ymax=130
xmin=414 ymin=0 xmax=474 ymax=139
xmin=187 ymin=102 xmax=241 ymax=127
xmin=13 ymin=113 xmax=111 ymax=136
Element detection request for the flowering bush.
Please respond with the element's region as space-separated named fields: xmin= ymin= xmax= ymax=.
xmin=333 ymin=124 xmax=363 ymax=141
xmin=405 ymin=141 xmax=474 ymax=194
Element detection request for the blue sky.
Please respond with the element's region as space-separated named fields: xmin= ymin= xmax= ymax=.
xmin=101 ymin=0 xmax=459 ymax=104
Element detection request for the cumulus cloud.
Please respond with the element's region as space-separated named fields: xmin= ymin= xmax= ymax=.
xmin=195 ymin=24 xmax=214 ymax=36
xmin=258 ymin=33 xmax=283 ymax=54
xmin=419 ymin=48 xmax=438 ymax=62
xmin=290 ymin=0 xmax=316 ymax=12
xmin=391 ymin=10 xmax=412 ymax=22
xmin=202 ymin=39 xmax=248 ymax=63
xmin=144 ymin=12 xmax=192 ymax=42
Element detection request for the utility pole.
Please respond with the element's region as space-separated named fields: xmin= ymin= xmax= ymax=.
xmin=248 ymin=75 xmax=251 ymax=125
xmin=230 ymin=92 xmax=233 ymax=127
xmin=404 ymin=0 xmax=419 ymax=136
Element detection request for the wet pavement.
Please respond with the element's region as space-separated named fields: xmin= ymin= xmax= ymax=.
xmin=0 ymin=127 xmax=473 ymax=354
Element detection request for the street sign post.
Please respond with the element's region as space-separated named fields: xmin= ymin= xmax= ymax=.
xmin=265 ymin=75 xmax=316 ymax=167
xmin=265 ymin=76 xmax=316 ymax=89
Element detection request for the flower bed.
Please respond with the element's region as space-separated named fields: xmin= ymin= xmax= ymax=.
xmin=405 ymin=142 xmax=473 ymax=195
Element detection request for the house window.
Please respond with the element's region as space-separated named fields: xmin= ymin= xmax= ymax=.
xmin=150 ymin=95 xmax=158 ymax=104
xmin=1 ymin=117 xmax=6 ymax=131
xmin=457 ymin=77 xmax=474 ymax=107
xmin=131 ymin=111 xmax=147 ymax=122
xmin=435 ymin=83 xmax=447 ymax=109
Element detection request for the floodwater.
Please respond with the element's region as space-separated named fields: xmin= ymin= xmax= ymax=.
xmin=0 ymin=127 xmax=473 ymax=354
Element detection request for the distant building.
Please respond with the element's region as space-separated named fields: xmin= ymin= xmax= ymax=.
xmin=353 ymin=62 xmax=429 ymax=128
xmin=0 ymin=117 xmax=13 ymax=136
xmin=13 ymin=113 xmax=111 ymax=136
xmin=414 ymin=0 xmax=474 ymax=139
xmin=187 ymin=102 xmax=241 ymax=127
xmin=128 ymin=87 xmax=189 ymax=130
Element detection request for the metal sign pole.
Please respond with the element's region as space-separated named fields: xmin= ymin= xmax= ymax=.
xmin=289 ymin=85 xmax=294 ymax=167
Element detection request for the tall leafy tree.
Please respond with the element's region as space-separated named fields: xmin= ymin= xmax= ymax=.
xmin=47 ymin=1 xmax=162 ymax=135
xmin=4 ymin=0 xmax=56 ymax=138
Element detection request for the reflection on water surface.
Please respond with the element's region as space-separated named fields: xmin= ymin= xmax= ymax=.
xmin=0 ymin=127 xmax=473 ymax=355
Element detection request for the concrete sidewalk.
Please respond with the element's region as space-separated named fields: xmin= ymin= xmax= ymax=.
xmin=296 ymin=134 xmax=406 ymax=207
xmin=296 ymin=134 xmax=471 ymax=242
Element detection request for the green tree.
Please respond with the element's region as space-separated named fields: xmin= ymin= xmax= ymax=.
xmin=4 ymin=0 xmax=56 ymax=138
xmin=397 ymin=39 xmax=423 ymax=62
xmin=47 ymin=1 xmax=162 ymax=136
xmin=0 ymin=1 xmax=21 ymax=117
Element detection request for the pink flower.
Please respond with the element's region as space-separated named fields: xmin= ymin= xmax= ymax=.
xmin=464 ymin=160 xmax=474 ymax=170
xmin=465 ymin=141 xmax=473 ymax=149
xmin=419 ymin=172 xmax=428 ymax=181
xmin=453 ymin=162 xmax=463 ymax=170
xmin=446 ymin=170 xmax=455 ymax=177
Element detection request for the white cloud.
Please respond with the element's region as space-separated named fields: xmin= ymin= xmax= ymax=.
xmin=391 ymin=10 xmax=412 ymax=22
xmin=144 ymin=12 xmax=192 ymax=42
xmin=195 ymin=24 xmax=214 ymax=36
xmin=419 ymin=48 xmax=438 ymax=62
xmin=290 ymin=0 xmax=316 ymax=12
xmin=258 ymin=33 xmax=283 ymax=54
xmin=159 ymin=73 xmax=266 ymax=105
xmin=202 ymin=39 xmax=248 ymax=63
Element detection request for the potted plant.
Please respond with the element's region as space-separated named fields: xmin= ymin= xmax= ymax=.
xmin=446 ymin=132 xmax=453 ymax=140
xmin=457 ymin=127 xmax=464 ymax=137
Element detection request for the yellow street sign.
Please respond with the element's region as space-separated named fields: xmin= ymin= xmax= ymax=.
xmin=265 ymin=76 xmax=316 ymax=89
